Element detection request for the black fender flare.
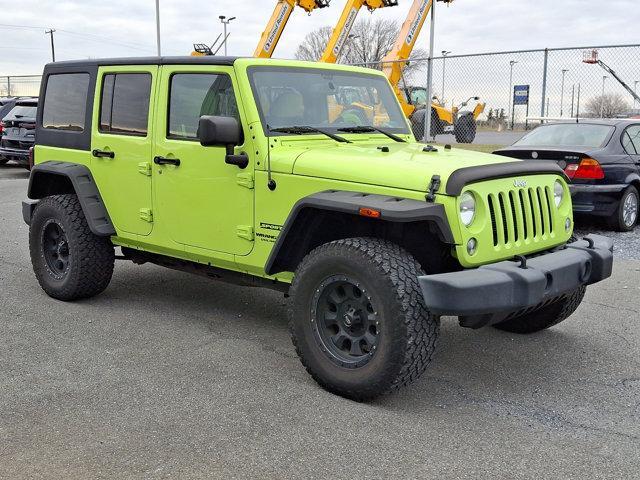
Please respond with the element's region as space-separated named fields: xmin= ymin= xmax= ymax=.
xmin=264 ymin=190 xmax=454 ymax=276
xmin=24 ymin=161 xmax=116 ymax=236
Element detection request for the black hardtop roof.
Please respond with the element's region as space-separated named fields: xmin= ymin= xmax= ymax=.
xmin=44 ymin=56 xmax=241 ymax=70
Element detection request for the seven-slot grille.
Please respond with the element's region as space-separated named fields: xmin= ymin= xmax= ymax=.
xmin=486 ymin=186 xmax=555 ymax=247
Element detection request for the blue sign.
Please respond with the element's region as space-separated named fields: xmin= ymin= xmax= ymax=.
xmin=513 ymin=85 xmax=530 ymax=105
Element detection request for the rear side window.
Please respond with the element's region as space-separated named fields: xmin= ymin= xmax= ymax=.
xmin=168 ymin=73 xmax=238 ymax=140
xmin=622 ymin=125 xmax=640 ymax=154
xmin=100 ymin=73 xmax=151 ymax=136
xmin=42 ymin=73 xmax=90 ymax=131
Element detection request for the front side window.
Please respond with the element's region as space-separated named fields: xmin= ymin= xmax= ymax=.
xmin=623 ymin=125 xmax=640 ymax=154
xmin=100 ymin=73 xmax=151 ymax=136
xmin=248 ymin=67 xmax=409 ymax=134
xmin=42 ymin=73 xmax=89 ymax=132
xmin=168 ymin=73 xmax=239 ymax=140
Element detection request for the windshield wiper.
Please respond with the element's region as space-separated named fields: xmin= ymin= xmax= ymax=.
xmin=270 ymin=126 xmax=351 ymax=143
xmin=337 ymin=126 xmax=407 ymax=143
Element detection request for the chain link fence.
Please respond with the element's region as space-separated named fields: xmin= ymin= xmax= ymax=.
xmin=351 ymin=43 xmax=640 ymax=146
xmin=0 ymin=75 xmax=42 ymax=98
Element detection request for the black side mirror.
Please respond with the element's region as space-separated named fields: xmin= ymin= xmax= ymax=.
xmin=197 ymin=115 xmax=248 ymax=169
xmin=198 ymin=115 xmax=242 ymax=147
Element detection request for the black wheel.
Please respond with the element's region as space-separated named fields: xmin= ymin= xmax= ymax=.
xmin=493 ymin=286 xmax=586 ymax=334
xmin=607 ymin=185 xmax=638 ymax=232
xmin=289 ymin=237 xmax=439 ymax=401
xmin=29 ymin=194 xmax=115 ymax=301
xmin=454 ymin=114 xmax=477 ymax=143
xmin=0 ymin=158 xmax=8 ymax=165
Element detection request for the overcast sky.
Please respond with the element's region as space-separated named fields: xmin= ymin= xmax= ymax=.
xmin=1 ymin=0 xmax=637 ymax=75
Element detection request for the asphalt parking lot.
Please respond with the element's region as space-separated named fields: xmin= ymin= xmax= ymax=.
xmin=1 ymin=165 xmax=639 ymax=479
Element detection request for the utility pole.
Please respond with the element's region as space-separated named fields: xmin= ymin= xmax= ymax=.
xmin=423 ymin=0 xmax=436 ymax=142
xmin=155 ymin=0 xmax=161 ymax=55
xmin=441 ymin=50 xmax=451 ymax=105
xmin=601 ymin=75 xmax=608 ymax=118
xmin=45 ymin=29 xmax=56 ymax=62
xmin=560 ymin=69 xmax=568 ymax=117
xmin=219 ymin=15 xmax=236 ymax=56
xmin=508 ymin=60 xmax=518 ymax=129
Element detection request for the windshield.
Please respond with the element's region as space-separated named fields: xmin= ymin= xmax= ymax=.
xmin=248 ymin=67 xmax=410 ymax=135
xmin=6 ymin=105 xmax=37 ymax=121
xmin=515 ymin=123 xmax=614 ymax=148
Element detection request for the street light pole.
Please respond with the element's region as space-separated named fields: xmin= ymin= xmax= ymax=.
xmin=601 ymin=75 xmax=608 ymax=118
xmin=219 ymin=15 xmax=236 ymax=56
xmin=508 ymin=60 xmax=518 ymax=129
xmin=45 ymin=29 xmax=56 ymax=62
xmin=560 ymin=69 xmax=568 ymax=117
xmin=155 ymin=0 xmax=161 ymax=56
xmin=441 ymin=50 xmax=451 ymax=105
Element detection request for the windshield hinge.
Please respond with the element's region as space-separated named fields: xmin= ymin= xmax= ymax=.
xmin=426 ymin=175 xmax=441 ymax=203
xmin=236 ymin=172 xmax=254 ymax=189
xmin=236 ymin=225 xmax=254 ymax=241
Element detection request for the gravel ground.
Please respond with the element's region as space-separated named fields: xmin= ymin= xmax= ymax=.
xmin=1 ymin=166 xmax=639 ymax=479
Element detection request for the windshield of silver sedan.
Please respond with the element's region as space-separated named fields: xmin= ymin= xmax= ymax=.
xmin=248 ymin=66 xmax=410 ymax=136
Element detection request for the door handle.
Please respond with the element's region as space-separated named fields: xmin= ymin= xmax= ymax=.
xmin=92 ymin=149 xmax=115 ymax=158
xmin=154 ymin=156 xmax=181 ymax=166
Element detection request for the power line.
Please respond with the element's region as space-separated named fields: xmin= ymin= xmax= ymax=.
xmin=0 ymin=23 xmax=155 ymax=52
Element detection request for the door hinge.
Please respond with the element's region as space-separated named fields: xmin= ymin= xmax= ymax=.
xmin=139 ymin=208 xmax=153 ymax=223
xmin=138 ymin=162 xmax=152 ymax=176
xmin=236 ymin=172 xmax=254 ymax=189
xmin=236 ymin=225 xmax=254 ymax=241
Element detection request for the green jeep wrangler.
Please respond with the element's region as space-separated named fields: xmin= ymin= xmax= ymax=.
xmin=24 ymin=56 xmax=613 ymax=400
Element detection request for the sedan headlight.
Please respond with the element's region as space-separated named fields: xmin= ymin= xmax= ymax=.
xmin=554 ymin=180 xmax=564 ymax=207
xmin=459 ymin=191 xmax=476 ymax=226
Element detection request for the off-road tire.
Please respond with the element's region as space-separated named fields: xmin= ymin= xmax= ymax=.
xmin=288 ymin=237 xmax=439 ymax=401
xmin=29 ymin=194 xmax=115 ymax=301
xmin=454 ymin=114 xmax=477 ymax=143
xmin=607 ymin=185 xmax=638 ymax=232
xmin=493 ymin=286 xmax=586 ymax=334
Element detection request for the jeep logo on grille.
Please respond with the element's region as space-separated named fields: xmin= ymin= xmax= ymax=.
xmin=514 ymin=179 xmax=528 ymax=188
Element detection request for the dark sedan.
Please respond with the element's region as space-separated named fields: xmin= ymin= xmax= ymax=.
xmin=494 ymin=120 xmax=640 ymax=231
xmin=0 ymin=98 xmax=37 ymax=169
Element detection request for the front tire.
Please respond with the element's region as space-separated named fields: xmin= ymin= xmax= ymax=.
xmin=289 ymin=237 xmax=439 ymax=401
xmin=608 ymin=185 xmax=638 ymax=232
xmin=493 ymin=286 xmax=586 ymax=334
xmin=29 ymin=194 xmax=115 ymax=301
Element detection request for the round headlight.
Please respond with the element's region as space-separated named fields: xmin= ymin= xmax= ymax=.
xmin=554 ymin=180 xmax=564 ymax=207
xmin=460 ymin=191 xmax=476 ymax=226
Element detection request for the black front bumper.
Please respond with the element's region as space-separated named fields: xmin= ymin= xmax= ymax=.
xmin=418 ymin=235 xmax=613 ymax=328
xmin=0 ymin=145 xmax=30 ymax=165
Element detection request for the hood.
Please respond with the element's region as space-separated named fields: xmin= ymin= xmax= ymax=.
xmin=284 ymin=141 xmax=513 ymax=193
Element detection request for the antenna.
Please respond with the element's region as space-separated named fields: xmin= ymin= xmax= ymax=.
xmin=265 ymin=125 xmax=276 ymax=191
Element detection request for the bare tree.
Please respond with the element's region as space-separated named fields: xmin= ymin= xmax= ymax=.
xmin=585 ymin=93 xmax=630 ymax=118
xmin=295 ymin=18 xmax=427 ymax=73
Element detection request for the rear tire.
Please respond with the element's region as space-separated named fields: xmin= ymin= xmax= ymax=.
xmin=607 ymin=185 xmax=638 ymax=232
xmin=29 ymin=194 xmax=115 ymax=301
xmin=493 ymin=286 xmax=586 ymax=334
xmin=454 ymin=114 xmax=477 ymax=143
xmin=289 ymin=237 xmax=439 ymax=401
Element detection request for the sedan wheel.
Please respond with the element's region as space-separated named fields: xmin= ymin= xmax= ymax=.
xmin=609 ymin=186 xmax=639 ymax=232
